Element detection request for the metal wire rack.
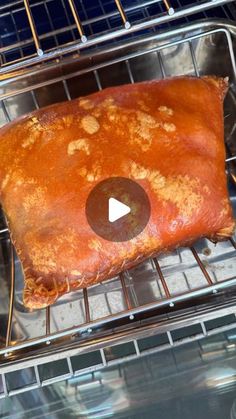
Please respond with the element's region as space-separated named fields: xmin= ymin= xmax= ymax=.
xmin=0 ymin=2 xmax=236 ymax=399
xmin=0 ymin=0 xmax=235 ymax=72
xmin=1 ymin=308 xmax=236 ymax=398
xmin=2 ymin=326 xmax=236 ymax=416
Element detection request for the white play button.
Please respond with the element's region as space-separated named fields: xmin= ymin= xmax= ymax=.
xmin=108 ymin=197 xmax=131 ymax=223
xmin=86 ymin=177 xmax=151 ymax=242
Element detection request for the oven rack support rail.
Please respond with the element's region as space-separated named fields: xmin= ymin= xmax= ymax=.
xmin=0 ymin=237 xmax=236 ymax=360
xmin=0 ymin=0 xmax=234 ymax=73
xmin=1 ymin=305 xmax=236 ymax=398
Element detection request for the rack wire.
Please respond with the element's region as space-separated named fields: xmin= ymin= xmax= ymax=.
xmin=2 ymin=234 xmax=236 ymax=355
xmin=1 ymin=304 xmax=236 ymax=397
xmin=2 ymin=328 xmax=236 ymax=415
xmin=0 ymin=0 xmax=234 ymax=72
xmin=0 ymin=3 xmax=236 ymax=399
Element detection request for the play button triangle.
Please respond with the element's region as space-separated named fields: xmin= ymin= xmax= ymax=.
xmin=86 ymin=177 xmax=151 ymax=242
xmin=108 ymin=197 xmax=131 ymax=223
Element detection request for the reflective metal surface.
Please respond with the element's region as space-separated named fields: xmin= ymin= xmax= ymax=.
xmin=0 ymin=0 xmax=234 ymax=73
xmin=0 ymin=19 xmax=236 ymax=392
xmin=1 ymin=326 xmax=236 ymax=417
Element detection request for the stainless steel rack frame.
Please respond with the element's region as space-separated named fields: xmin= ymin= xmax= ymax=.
xmin=2 ymin=326 xmax=236 ymax=416
xmin=0 ymin=9 xmax=236 ymax=399
xmin=0 ymin=0 xmax=235 ymax=72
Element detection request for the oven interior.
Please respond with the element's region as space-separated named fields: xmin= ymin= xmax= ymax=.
xmin=0 ymin=0 xmax=236 ymax=403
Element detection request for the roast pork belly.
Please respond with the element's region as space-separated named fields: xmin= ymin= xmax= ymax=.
xmin=0 ymin=76 xmax=234 ymax=309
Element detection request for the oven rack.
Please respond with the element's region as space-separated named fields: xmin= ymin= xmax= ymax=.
xmin=7 ymin=331 xmax=236 ymax=418
xmin=0 ymin=0 xmax=235 ymax=73
xmin=1 ymin=306 xmax=236 ymax=398
xmin=1 ymin=236 xmax=236 ymax=357
xmin=2 ymin=326 xmax=236 ymax=413
xmin=0 ymin=18 xmax=236 ymax=396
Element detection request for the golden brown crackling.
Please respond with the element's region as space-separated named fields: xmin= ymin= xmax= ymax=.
xmin=214 ymin=221 xmax=235 ymax=239
xmin=79 ymin=98 xmax=94 ymax=110
xmin=0 ymin=76 xmax=233 ymax=309
xmin=129 ymin=161 xmax=203 ymax=217
xmin=1 ymin=173 xmax=10 ymax=189
xmin=88 ymin=238 xmax=102 ymax=251
xmin=81 ymin=115 xmax=100 ymax=134
xmin=67 ymin=138 xmax=90 ymax=156
xmin=24 ymin=228 xmax=79 ymax=275
xmin=22 ymin=186 xmax=47 ymax=211
xmin=71 ymin=269 xmax=82 ymax=276
xmin=128 ymin=110 xmax=160 ymax=151
xmin=77 ymin=164 xmax=102 ymax=182
xmin=162 ymin=122 xmax=176 ymax=132
xmin=158 ymin=106 xmax=174 ymax=116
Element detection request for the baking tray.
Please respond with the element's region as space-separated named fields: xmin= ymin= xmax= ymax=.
xmin=0 ymin=19 xmax=236 ymax=381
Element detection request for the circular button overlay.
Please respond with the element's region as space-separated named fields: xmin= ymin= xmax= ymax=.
xmin=86 ymin=177 xmax=151 ymax=242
